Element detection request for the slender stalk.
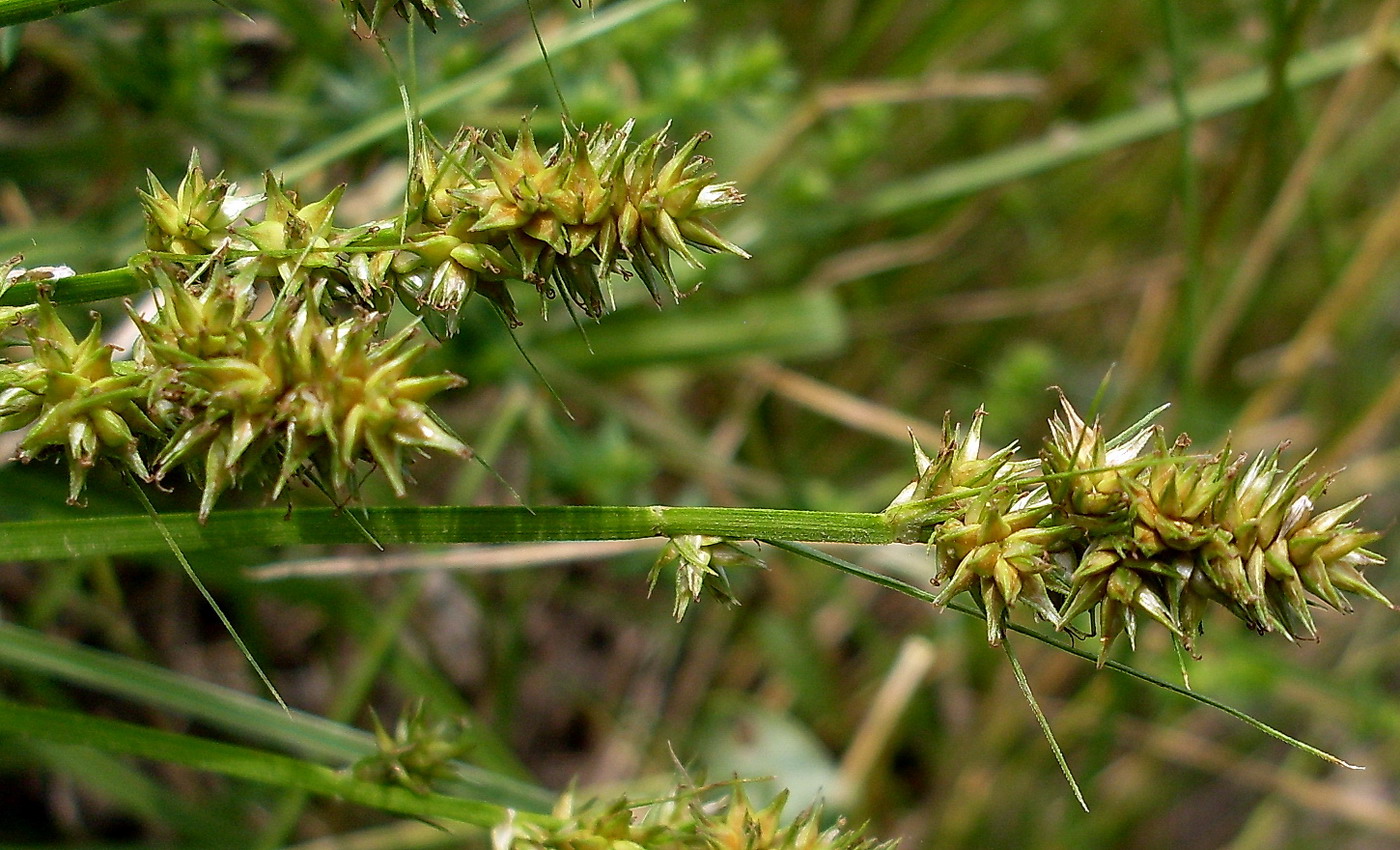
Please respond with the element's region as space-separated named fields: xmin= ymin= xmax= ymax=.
xmin=275 ymin=0 xmax=681 ymax=182
xmin=766 ymin=540 xmax=1361 ymax=770
xmin=0 ymin=505 xmax=898 ymax=561
xmin=0 ymin=267 xmax=141 ymax=306
xmin=0 ymin=0 xmax=124 ymax=28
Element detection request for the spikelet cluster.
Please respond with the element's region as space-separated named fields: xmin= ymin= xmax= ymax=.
xmin=0 ymin=254 xmax=470 ymax=517
xmin=130 ymin=260 xmax=469 ymax=518
xmin=338 ymin=0 xmax=471 ymax=35
xmin=1 ymin=121 xmax=745 ymax=514
xmin=0 ymin=282 xmax=157 ymax=503
xmin=352 ymin=700 xmax=473 ymax=795
xmin=650 ymin=535 xmax=762 ymax=620
xmin=142 ymin=121 xmax=747 ymax=335
xmin=886 ymin=396 xmax=1391 ymax=664
xmin=494 ymin=785 xmax=895 ymax=850
xmin=378 ymin=121 xmax=749 ymax=331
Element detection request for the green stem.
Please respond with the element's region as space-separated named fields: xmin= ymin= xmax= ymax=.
xmin=0 ymin=267 xmax=142 ymax=306
xmin=0 ymin=0 xmax=124 ymax=27
xmin=0 ymin=505 xmax=898 ymax=561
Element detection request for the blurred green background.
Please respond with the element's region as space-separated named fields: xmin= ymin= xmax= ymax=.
xmin=4 ymin=0 xmax=1400 ymax=847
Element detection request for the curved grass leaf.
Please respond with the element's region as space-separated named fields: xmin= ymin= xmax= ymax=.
xmin=0 ymin=698 xmax=549 ymax=827
xmin=0 ymin=620 xmax=554 ymax=812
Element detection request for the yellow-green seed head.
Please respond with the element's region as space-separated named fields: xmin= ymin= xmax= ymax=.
xmin=140 ymin=152 xmax=262 ymax=255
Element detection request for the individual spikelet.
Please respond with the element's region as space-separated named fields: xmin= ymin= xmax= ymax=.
xmin=140 ymin=151 xmax=263 ymax=256
xmin=884 ymin=409 xmax=1073 ymax=644
xmin=132 ymin=261 xmax=471 ymax=519
xmin=1 ymin=295 xmax=158 ymax=503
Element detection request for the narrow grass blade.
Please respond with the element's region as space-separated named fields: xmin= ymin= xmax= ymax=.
xmin=0 ymin=698 xmax=538 ymax=827
xmin=765 ymin=540 xmax=1361 ymax=769
xmin=126 ymin=475 xmax=288 ymax=713
xmin=1003 ymin=638 xmax=1088 ymax=811
xmin=0 ymin=505 xmax=896 ymax=560
xmin=859 ymin=26 xmax=1392 ymax=219
xmin=0 ymin=619 xmax=555 ymax=811
xmin=0 ymin=0 xmax=125 ymax=28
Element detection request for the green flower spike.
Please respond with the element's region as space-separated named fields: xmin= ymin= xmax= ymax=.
xmin=143 ymin=300 xmax=291 ymax=520
xmin=140 ymin=152 xmax=263 ymax=255
xmin=128 ymin=259 xmax=260 ymax=366
xmin=1059 ymin=434 xmax=1233 ymax=659
xmin=1055 ymin=546 xmax=1184 ymax=666
xmin=884 ymin=408 xmax=1035 ymax=541
xmin=390 ymin=228 xmax=513 ymax=332
xmin=1210 ymin=450 xmax=1391 ymax=640
xmin=7 ymin=295 xmax=158 ymax=503
xmin=884 ymin=401 xmax=1389 ymax=659
xmin=691 ymin=788 xmax=896 ymax=850
xmin=1053 ymin=426 xmax=1262 ymax=660
xmin=276 ymin=308 xmax=471 ymax=503
xmin=135 ymin=260 xmax=470 ymax=519
xmin=237 ymin=175 xmax=347 ymax=287
xmin=389 ymin=120 xmax=748 ymax=330
xmin=352 ymin=701 xmax=473 ymax=795
xmin=884 ymin=408 xmax=1071 ymax=645
xmin=1122 ymin=434 xmax=1233 ymax=554
xmin=494 ymin=788 xmax=680 ymax=850
xmin=649 ymin=535 xmax=761 ymax=620
xmin=492 ymin=784 xmax=895 ymax=850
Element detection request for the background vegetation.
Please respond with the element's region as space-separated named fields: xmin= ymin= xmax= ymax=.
xmin=3 ymin=0 xmax=1400 ymax=846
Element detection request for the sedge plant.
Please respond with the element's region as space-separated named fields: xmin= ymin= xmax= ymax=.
xmin=2 ymin=1 xmax=1399 ymax=847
